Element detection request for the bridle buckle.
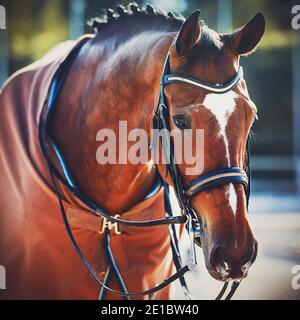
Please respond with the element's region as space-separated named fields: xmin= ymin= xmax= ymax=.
xmin=185 ymin=214 xmax=198 ymax=271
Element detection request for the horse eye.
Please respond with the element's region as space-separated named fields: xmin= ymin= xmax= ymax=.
xmin=173 ymin=114 xmax=191 ymax=129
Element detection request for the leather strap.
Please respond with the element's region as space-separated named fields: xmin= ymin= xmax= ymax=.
xmin=161 ymin=67 xmax=244 ymax=93
xmin=215 ymin=281 xmax=241 ymax=300
xmin=186 ymin=167 xmax=248 ymax=197
xmin=49 ymin=168 xmax=192 ymax=297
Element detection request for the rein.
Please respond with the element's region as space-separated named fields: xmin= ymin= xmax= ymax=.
xmin=39 ymin=37 xmax=251 ymax=300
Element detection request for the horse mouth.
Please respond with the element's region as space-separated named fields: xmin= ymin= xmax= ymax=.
xmin=207 ymin=266 xmax=248 ymax=282
xmin=206 ymin=257 xmax=254 ymax=282
xmin=208 ymin=269 xmax=231 ymax=282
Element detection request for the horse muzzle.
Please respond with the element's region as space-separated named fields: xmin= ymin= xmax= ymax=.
xmin=206 ymin=239 xmax=258 ymax=282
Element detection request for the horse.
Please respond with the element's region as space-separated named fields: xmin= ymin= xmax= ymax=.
xmin=0 ymin=4 xmax=265 ymax=299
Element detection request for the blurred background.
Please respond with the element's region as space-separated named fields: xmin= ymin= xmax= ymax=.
xmin=0 ymin=0 xmax=299 ymax=299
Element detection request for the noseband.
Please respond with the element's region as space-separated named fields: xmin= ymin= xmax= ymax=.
xmin=40 ymin=39 xmax=251 ymax=300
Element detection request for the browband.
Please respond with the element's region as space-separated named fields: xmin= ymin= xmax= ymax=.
xmin=161 ymin=62 xmax=243 ymax=94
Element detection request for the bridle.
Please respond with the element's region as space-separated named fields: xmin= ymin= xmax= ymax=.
xmin=39 ymin=38 xmax=251 ymax=300
xmin=152 ymin=55 xmax=250 ymax=248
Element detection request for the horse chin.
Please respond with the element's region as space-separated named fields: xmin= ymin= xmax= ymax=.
xmin=207 ymin=266 xmax=248 ymax=282
xmin=206 ymin=261 xmax=251 ymax=282
xmin=207 ymin=269 xmax=230 ymax=282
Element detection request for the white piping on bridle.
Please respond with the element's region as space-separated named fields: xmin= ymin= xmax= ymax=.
xmin=165 ymin=67 xmax=243 ymax=94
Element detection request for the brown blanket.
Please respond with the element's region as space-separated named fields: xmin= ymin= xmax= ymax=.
xmin=0 ymin=36 xmax=173 ymax=299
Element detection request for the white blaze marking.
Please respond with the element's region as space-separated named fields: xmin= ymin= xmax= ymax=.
xmin=203 ymin=91 xmax=238 ymax=216
xmin=203 ymin=91 xmax=237 ymax=163
xmin=228 ymin=184 xmax=237 ymax=216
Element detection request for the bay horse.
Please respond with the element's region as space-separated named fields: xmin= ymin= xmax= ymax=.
xmin=0 ymin=4 xmax=265 ymax=299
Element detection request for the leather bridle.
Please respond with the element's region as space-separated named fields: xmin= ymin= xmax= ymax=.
xmin=152 ymin=55 xmax=251 ymax=248
xmin=39 ymin=38 xmax=251 ymax=300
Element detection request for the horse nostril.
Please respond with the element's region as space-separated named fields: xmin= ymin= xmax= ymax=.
xmin=209 ymin=245 xmax=232 ymax=278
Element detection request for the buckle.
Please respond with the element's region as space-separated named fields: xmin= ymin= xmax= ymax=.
xmin=99 ymin=215 xmax=122 ymax=235
xmin=159 ymin=103 xmax=168 ymax=117
xmin=186 ymin=214 xmax=197 ymax=271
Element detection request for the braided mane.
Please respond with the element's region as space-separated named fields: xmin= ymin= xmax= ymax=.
xmin=90 ymin=3 xmax=185 ymax=32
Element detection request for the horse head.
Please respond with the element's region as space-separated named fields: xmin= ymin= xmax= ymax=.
xmin=157 ymin=10 xmax=265 ymax=282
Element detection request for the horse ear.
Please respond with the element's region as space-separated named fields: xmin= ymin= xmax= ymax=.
xmin=229 ymin=13 xmax=265 ymax=56
xmin=175 ymin=10 xmax=201 ymax=56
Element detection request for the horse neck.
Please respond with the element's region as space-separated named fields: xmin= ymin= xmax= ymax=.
xmin=48 ymin=31 xmax=175 ymax=213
